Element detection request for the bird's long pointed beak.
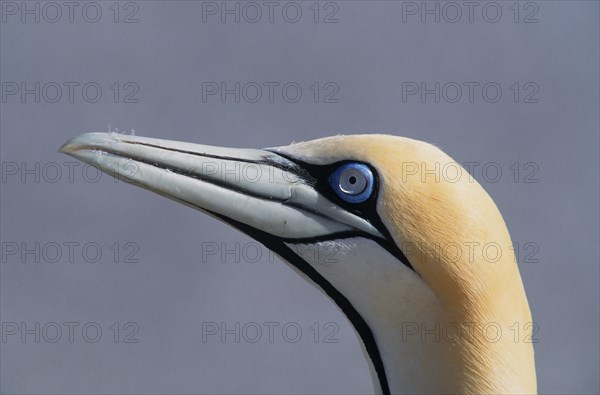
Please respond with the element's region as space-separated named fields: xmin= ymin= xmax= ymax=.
xmin=59 ymin=133 xmax=381 ymax=239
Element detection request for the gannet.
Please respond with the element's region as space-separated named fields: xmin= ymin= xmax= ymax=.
xmin=60 ymin=133 xmax=537 ymax=394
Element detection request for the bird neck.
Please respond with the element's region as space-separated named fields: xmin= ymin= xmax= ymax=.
xmin=402 ymin=239 xmax=538 ymax=394
xmin=372 ymin=154 xmax=538 ymax=393
xmin=293 ymin=237 xmax=462 ymax=393
xmin=298 ymin=237 xmax=536 ymax=394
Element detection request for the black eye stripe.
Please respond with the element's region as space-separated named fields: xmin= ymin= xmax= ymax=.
xmin=269 ymin=156 xmax=379 ymax=215
xmin=268 ymin=152 xmax=377 ymax=211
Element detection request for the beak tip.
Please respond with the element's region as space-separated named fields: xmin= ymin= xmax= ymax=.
xmin=58 ymin=132 xmax=112 ymax=154
xmin=58 ymin=141 xmax=74 ymax=154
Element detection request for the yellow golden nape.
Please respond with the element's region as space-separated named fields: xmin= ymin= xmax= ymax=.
xmin=277 ymin=134 xmax=537 ymax=394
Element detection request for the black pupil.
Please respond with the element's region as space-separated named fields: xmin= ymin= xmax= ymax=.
xmin=349 ymin=176 xmax=357 ymax=185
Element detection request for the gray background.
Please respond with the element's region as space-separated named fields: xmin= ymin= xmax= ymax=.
xmin=1 ymin=1 xmax=598 ymax=394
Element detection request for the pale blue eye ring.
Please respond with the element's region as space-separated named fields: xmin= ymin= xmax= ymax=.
xmin=328 ymin=163 xmax=374 ymax=204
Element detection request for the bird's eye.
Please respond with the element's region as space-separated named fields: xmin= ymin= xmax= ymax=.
xmin=329 ymin=163 xmax=374 ymax=204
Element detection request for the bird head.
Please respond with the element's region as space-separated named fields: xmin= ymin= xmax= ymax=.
xmin=60 ymin=133 xmax=536 ymax=394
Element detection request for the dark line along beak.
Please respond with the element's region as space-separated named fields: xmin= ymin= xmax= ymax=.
xmin=59 ymin=133 xmax=382 ymax=240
